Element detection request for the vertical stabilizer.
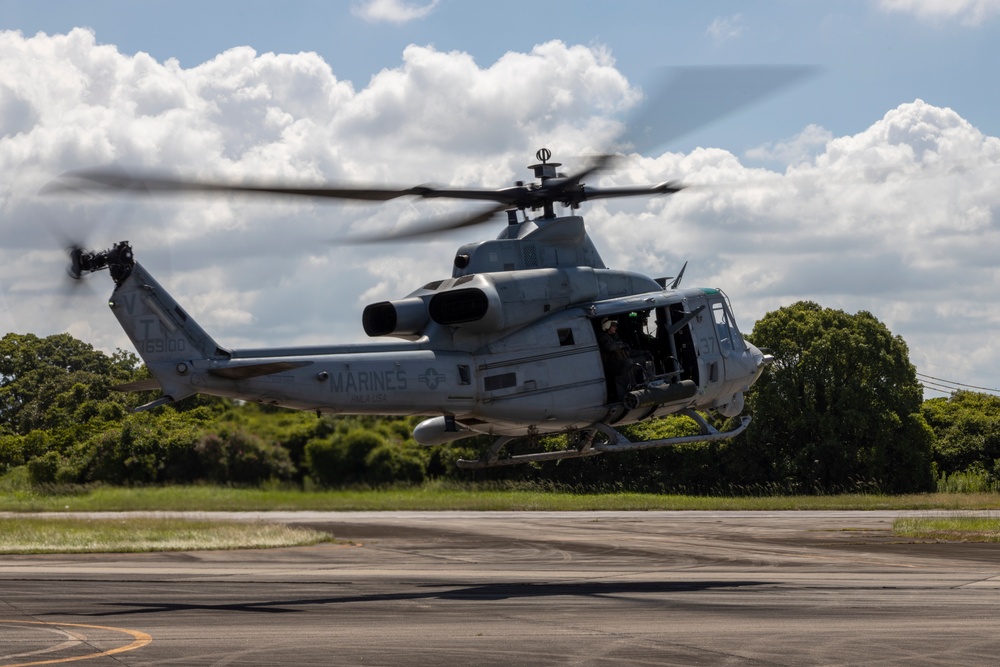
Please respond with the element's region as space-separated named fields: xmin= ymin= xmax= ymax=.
xmin=109 ymin=262 xmax=228 ymax=365
xmin=84 ymin=242 xmax=230 ymax=410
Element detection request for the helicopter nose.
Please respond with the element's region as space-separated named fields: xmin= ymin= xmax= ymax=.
xmin=755 ymin=344 xmax=775 ymax=367
xmin=747 ymin=343 xmax=773 ymax=384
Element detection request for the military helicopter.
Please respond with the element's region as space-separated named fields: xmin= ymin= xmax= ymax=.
xmin=48 ymin=67 xmax=808 ymax=468
xmin=53 ymin=148 xmax=770 ymax=469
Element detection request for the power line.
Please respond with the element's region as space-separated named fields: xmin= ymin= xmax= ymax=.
xmin=916 ymin=372 xmax=1000 ymax=395
xmin=919 ymin=378 xmax=962 ymax=395
xmin=916 ymin=372 xmax=1000 ymax=393
xmin=920 ymin=380 xmax=963 ymax=396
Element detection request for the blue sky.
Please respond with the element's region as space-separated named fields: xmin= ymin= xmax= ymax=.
xmin=2 ymin=0 xmax=1000 ymax=396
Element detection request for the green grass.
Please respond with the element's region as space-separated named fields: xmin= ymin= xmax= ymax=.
xmin=3 ymin=465 xmax=1000 ymax=513
xmin=893 ymin=515 xmax=1000 ymax=543
xmin=2 ymin=480 xmax=1000 ymax=512
xmin=0 ymin=516 xmax=333 ymax=554
xmin=3 ymin=471 xmax=1000 ymax=551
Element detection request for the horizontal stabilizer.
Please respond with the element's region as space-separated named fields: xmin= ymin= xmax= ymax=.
xmin=112 ymin=378 xmax=162 ymax=393
xmin=133 ymin=395 xmax=175 ymax=413
xmin=208 ymin=361 xmax=312 ymax=381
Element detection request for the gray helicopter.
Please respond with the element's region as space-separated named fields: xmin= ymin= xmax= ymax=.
xmin=51 ymin=66 xmax=816 ymax=468
xmin=58 ymin=146 xmax=770 ymax=469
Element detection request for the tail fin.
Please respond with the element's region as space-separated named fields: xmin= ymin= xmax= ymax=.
xmin=107 ymin=254 xmax=229 ymax=410
xmin=110 ymin=261 xmax=227 ymax=363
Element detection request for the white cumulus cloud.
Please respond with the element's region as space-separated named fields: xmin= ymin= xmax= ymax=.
xmin=2 ymin=28 xmax=999 ymax=392
xmin=745 ymin=124 xmax=833 ymax=166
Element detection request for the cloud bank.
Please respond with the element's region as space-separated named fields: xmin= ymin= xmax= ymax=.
xmin=2 ymin=28 xmax=999 ymax=390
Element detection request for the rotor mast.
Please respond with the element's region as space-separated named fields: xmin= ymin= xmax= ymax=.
xmin=526 ymin=148 xmax=562 ymax=219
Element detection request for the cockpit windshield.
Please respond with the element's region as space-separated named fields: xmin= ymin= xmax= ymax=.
xmin=710 ymin=293 xmax=746 ymax=352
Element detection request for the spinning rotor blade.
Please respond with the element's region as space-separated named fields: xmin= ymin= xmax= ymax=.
xmin=41 ymin=157 xmax=684 ymax=242
xmin=41 ymin=65 xmax=818 ymax=242
xmin=342 ymin=202 xmax=511 ymax=244
xmin=618 ymin=65 xmax=820 ymax=154
xmin=43 ymin=169 xmax=428 ymax=202
xmin=580 ymin=181 xmax=685 ymax=201
xmin=45 ymin=166 xmax=623 ymax=208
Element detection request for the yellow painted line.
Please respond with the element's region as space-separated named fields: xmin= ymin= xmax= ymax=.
xmin=0 ymin=621 xmax=151 ymax=667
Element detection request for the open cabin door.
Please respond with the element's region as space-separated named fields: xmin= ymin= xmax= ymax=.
xmin=591 ymin=305 xmax=702 ymax=404
xmin=661 ymin=303 xmax=700 ymax=386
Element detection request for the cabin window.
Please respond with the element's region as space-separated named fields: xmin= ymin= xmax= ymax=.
xmin=557 ymin=328 xmax=575 ymax=346
xmin=458 ymin=365 xmax=471 ymax=385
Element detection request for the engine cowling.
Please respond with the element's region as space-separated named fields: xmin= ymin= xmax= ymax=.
xmin=428 ymin=286 xmax=503 ymax=331
xmin=362 ymin=297 xmax=429 ymax=337
xmin=363 ymin=268 xmax=603 ymax=338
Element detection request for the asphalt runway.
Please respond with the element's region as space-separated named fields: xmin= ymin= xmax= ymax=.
xmin=2 ymin=510 xmax=1000 ymax=666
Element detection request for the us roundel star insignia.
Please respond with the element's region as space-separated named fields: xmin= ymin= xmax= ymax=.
xmin=418 ymin=368 xmax=445 ymax=390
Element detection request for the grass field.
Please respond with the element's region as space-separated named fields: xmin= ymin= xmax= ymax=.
xmin=3 ymin=479 xmax=1000 ymax=513
xmin=0 ymin=516 xmax=332 ymax=554
xmin=893 ymin=515 xmax=1000 ymax=542
xmin=3 ymin=479 xmax=1000 ymax=551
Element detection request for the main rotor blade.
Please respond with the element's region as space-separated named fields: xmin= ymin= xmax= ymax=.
xmin=44 ymin=164 xmax=664 ymax=210
xmin=43 ymin=169 xmax=426 ymax=201
xmin=45 ymin=169 xmax=551 ymax=208
xmin=580 ymin=182 xmax=685 ymax=201
xmin=343 ymin=202 xmax=511 ymax=243
xmin=36 ymin=65 xmax=819 ymax=245
xmin=618 ymin=65 xmax=820 ymax=155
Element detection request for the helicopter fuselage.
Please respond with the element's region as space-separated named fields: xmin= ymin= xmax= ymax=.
xmin=104 ymin=220 xmax=768 ymax=453
xmin=55 ymin=142 xmax=788 ymax=466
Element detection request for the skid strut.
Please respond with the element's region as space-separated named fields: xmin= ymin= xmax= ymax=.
xmin=455 ymin=410 xmax=751 ymax=469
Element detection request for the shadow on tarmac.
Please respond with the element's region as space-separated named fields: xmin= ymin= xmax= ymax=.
xmin=69 ymin=580 xmax=769 ymax=616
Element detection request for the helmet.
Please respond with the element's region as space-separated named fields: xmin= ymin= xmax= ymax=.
xmin=602 ymin=319 xmax=617 ymax=332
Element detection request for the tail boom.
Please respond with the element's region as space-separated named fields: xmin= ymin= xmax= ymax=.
xmin=98 ymin=243 xmax=478 ymax=416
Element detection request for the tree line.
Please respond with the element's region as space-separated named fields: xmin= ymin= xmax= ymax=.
xmin=2 ymin=301 xmax=998 ymax=494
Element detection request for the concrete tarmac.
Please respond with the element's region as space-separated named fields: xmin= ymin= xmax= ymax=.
xmin=1 ymin=510 xmax=1000 ymax=666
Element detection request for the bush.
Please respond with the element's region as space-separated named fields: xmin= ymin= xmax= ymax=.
xmin=27 ymin=451 xmax=61 ymax=485
xmin=365 ymin=444 xmax=426 ymax=486
xmin=194 ymin=428 xmax=295 ymax=485
xmin=0 ymin=434 xmax=25 ymax=474
xmin=304 ymin=430 xmax=383 ymax=487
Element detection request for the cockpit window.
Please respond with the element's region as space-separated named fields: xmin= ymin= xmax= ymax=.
xmin=711 ymin=299 xmax=745 ymax=351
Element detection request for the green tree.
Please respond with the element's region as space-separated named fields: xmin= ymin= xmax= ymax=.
xmin=742 ymin=301 xmax=933 ymax=493
xmin=922 ymin=391 xmax=1000 ymax=481
xmin=0 ymin=332 xmax=140 ymax=434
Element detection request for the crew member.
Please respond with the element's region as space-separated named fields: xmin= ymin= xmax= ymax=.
xmin=598 ymin=319 xmax=632 ymax=401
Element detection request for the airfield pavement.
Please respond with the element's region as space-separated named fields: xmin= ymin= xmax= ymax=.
xmin=1 ymin=510 xmax=999 ymax=666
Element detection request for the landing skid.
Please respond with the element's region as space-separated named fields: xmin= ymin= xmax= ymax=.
xmin=455 ymin=410 xmax=751 ymax=469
